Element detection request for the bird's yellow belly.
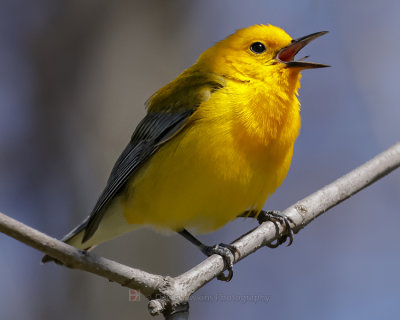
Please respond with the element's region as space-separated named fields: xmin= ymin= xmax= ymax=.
xmin=121 ymin=118 xmax=295 ymax=234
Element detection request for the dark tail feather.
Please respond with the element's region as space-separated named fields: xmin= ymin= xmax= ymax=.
xmin=41 ymin=216 xmax=92 ymax=264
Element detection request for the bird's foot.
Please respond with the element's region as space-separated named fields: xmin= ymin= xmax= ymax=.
xmin=200 ymin=243 xmax=239 ymax=282
xmin=257 ymin=210 xmax=295 ymax=248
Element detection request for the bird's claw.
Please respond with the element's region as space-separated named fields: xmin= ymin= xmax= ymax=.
xmin=257 ymin=210 xmax=295 ymax=248
xmin=201 ymin=243 xmax=239 ymax=282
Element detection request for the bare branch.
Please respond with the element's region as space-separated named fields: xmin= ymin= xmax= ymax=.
xmin=1 ymin=142 xmax=399 ymax=318
xmin=0 ymin=212 xmax=163 ymax=299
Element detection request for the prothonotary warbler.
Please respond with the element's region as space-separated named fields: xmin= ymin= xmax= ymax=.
xmin=42 ymin=24 xmax=328 ymax=281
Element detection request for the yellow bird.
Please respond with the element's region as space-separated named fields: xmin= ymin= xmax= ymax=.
xmin=43 ymin=24 xmax=328 ymax=280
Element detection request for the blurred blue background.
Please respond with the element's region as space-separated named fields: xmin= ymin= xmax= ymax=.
xmin=1 ymin=0 xmax=399 ymax=319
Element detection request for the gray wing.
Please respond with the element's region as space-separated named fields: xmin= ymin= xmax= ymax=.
xmin=79 ymin=109 xmax=195 ymax=243
xmin=59 ymin=72 xmax=225 ymax=246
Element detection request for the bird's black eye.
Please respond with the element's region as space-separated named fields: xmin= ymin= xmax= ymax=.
xmin=250 ymin=42 xmax=266 ymax=54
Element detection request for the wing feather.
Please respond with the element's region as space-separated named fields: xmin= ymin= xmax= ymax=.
xmin=82 ymin=110 xmax=195 ymax=242
xmin=65 ymin=72 xmax=224 ymax=244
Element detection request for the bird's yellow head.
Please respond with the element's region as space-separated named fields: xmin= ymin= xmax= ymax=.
xmin=195 ymin=24 xmax=328 ymax=82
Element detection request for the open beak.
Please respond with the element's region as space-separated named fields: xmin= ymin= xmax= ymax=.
xmin=277 ymin=31 xmax=330 ymax=69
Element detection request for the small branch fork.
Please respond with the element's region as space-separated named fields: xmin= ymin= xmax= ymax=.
xmin=1 ymin=142 xmax=399 ymax=319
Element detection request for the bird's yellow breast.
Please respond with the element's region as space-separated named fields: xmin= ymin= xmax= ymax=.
xmin=122 ymin=76 xmax=301 ymax=233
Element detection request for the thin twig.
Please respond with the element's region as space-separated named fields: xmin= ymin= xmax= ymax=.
xmin=1 ymin=142 xmax=399 ymax=318
xmin=0 ymin=212 xmax=163 ymax=299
